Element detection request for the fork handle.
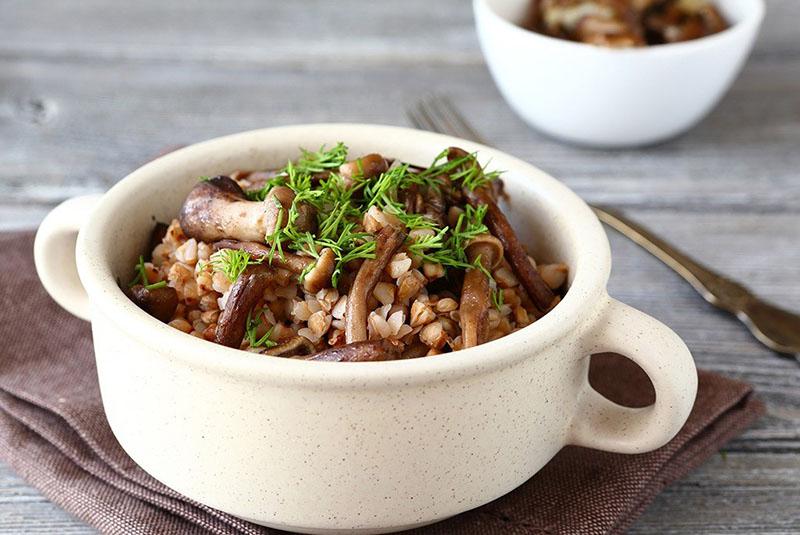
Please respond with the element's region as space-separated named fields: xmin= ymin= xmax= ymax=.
xmin=592 ymin=205 xmax=754 ymax=314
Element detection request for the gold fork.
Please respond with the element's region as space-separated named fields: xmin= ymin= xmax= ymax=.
xmin=407 ymin=95 xmax=800 ymax=359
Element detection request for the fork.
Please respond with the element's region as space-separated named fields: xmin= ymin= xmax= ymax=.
xmin=407 ymin=95 xmax=800 ymax=359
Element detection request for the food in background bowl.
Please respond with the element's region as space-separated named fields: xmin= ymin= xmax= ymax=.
xmin=524 ymin=0 xmax=728 ymax=47
xmin=126 ymin=144 xmax=567 ymax=361
xmin=474 ymin=0 xmax=764 ymax=146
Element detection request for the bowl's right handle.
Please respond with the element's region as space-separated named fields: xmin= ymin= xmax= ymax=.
xmin=33 ymin=194 xmax=103 ymax=322
xmin=568 ymin=297 xmax=698 ymax=453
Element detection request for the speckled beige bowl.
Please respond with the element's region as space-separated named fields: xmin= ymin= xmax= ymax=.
xmin=34 ymin=124 xmax=697 ymax=534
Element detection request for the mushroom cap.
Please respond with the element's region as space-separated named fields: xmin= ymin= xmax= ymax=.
xmin=128 ymin=285 xmax=178 ymax=323
xmin=465 ymin=233 xmax=504 ymax=270
xmin=339 ymin=153 xmax=389 ymax=181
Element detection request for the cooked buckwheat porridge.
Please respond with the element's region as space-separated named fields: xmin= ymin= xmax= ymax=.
xmin=125 ymin=144 xmax=568 ymax=361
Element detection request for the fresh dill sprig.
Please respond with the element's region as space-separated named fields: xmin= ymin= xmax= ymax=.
xmin=244 ymin=308 xmax=278 ymax=349
xmin=363 ymin=165 xmax=411 ymax=208
xmin=316 ymin=223 xmax=377 ymax=287
xmin=417 ymin=149 xmax=499 ymax=191
xmin=232 ymin=143 xmax=508 ymax=308
xmin=245 ymin=144 xmax=347 ymax=202
xmin=129 ymin=255 xmax=168 ymax=290
xmin=491 ymin=286 xmax=504 ymax=311
xmin=296 ymin=142 xmax=349 ymax=174
xmin=209 ymin=249 xmax=262 ymax=282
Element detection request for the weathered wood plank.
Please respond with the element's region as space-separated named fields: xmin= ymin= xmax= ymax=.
xmin=0 ymin=465 xmax=93 ymax=533
xmin=2 ymin=58 xmax=800 ymax=210
xmin=0 ymin=0 xmax=797 ymax=64
xmin=1 ymin=453 xmax=797 ymax=534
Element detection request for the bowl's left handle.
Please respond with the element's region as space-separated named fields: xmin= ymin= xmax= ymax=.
xmin=34 ymin=194 xmax=104 ymax=322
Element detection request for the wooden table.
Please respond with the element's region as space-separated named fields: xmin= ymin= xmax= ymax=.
xmin=2 ymin=0 xmax=798 ymax=532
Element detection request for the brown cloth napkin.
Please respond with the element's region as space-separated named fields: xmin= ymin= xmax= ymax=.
xmin=0 ymin=231 xmax=764 ymax=535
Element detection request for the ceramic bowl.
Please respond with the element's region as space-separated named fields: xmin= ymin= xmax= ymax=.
xmin=474 ymin=0 xmax=765 ymax=147
xmin=34 ymin=124 xmax=697 ymax=534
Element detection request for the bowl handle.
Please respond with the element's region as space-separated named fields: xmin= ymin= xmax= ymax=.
xmin=568 ymin=297 xmax=697 ymax=453
xmin=33 ymin=194 xmax=103 ymax=322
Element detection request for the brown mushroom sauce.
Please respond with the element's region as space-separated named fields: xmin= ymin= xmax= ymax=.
xmin=523 ymin=0 xmax=728 ymax=48
xmin=125 ymin=144 xmax=568 ymax=361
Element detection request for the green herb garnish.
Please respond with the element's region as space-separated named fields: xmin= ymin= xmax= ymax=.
xmin=244 ymin=308 xmax=278 ymax=349
xmin=238 ymin=143 xmax=503 ymax=294
xmin=208 ymin=249 xmax=262 ymax=282
xmin=129 ymin=255 xmax=168 ymax=290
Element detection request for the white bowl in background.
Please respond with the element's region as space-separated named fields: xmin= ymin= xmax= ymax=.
xmin=474 ymin=0 xmax=765 ymax=148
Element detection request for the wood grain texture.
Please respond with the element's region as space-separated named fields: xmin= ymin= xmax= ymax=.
xmin=1 ymin=0 xmax=798 ymax=532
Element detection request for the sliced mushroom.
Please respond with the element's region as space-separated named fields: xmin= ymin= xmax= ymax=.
xmin=305 ymin=339 xmax=402 ymax=362
xmin=214 ymin=266 xmax=292 ymax=348
xmin=128 ymin=285 xmax=178 ymax=323
xmin=464 ymin=187 xmax=556 ymax=316
xmin=458 ymin=233 xmax=504 ymax=349
xmin=262 ymin=335 xmax=316 ymax=358
xmin=212 ymin=240 xmax=334 ymax=292
xmin=344 ymin=225 xmax=407 ymax=343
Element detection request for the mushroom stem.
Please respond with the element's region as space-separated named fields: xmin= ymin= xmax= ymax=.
xmin=213 ymin=240 xmax=312 ymax=273
xmin=344 ymin=225 xmax=407 ymax=343
xmin=214 ymin=266 xmax=291 ymax=348
xmin=261 ymin=336 xmax=317 ymax=358
xmin=213 ymin=240 xmax=334 ymax=293
xmin=305 ymin=340 xmax=402 ymax=362
xmin=459 ymin=268 xmax=491 ymax=349
xmin=464 ymin=187 xmax=556 ymax=315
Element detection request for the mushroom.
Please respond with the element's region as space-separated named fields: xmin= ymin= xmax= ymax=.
xmin=179 ymin=177 xmax=314 ymax=244
xmin=302 ymin=247 xmax=336 ymax=294
xmin=339 ymin=153 xmax=389 ymax=185
xmin=459 ymin=233 xmax=504 ymax=349
xmin=465 ymin=234 xmax=504 ymax=271
xmin=213 ymin=240 xmax=335 ymax=293
xmin=422 ymin=186 xmax=446 ymax=226
xmin=128 ymin=285 xmax=178 ymax=323
xmin=344 ymin=225 xmax=407 ymax=343
xmin=262 ymin=335 xmax=317 ymax=358
xmin=464 ymin=187 xmax=556 ymax=316
xmin=214 ymin=266 xmax=292 ymax=348
xmin=305 ymin=339 xmax=402 ymax=362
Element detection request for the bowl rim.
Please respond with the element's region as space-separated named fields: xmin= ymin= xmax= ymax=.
xmin=474 ymin=0 xmax=766 ymax=56
xmin=76 ymin=123 xmax=611 ymax=386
